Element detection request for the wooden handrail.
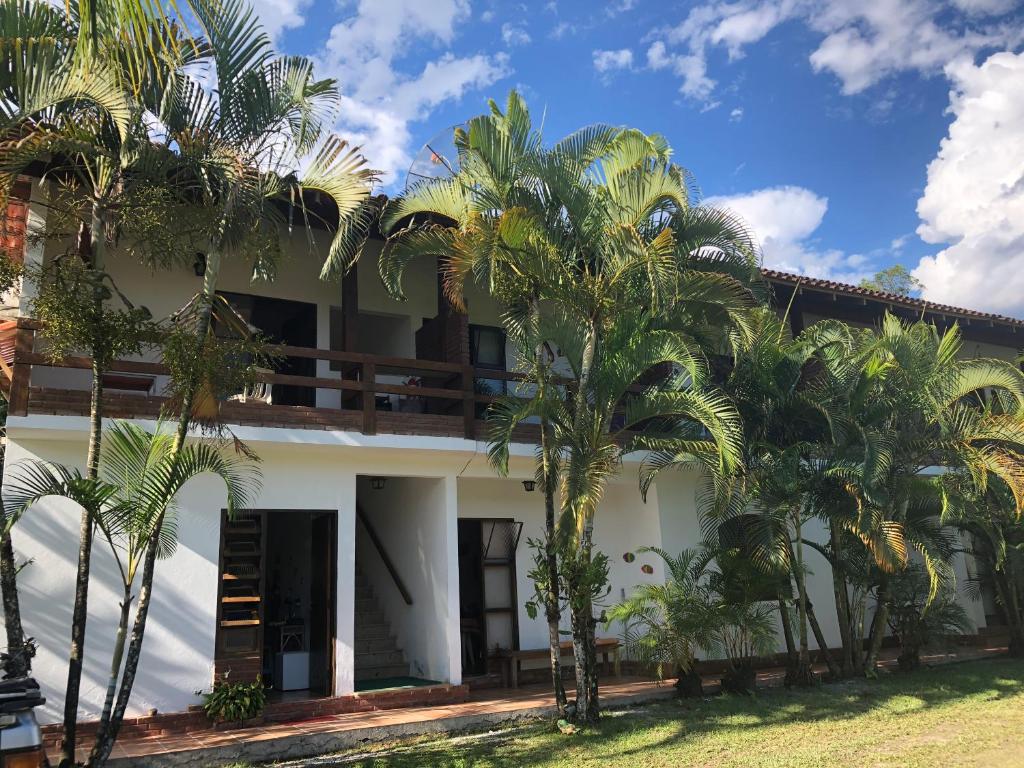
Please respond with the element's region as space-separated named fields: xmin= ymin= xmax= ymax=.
xmin=356 ymin=505 xmax=412 ymax=606
xmin=10 ymin=328 xmax=537 ymax=440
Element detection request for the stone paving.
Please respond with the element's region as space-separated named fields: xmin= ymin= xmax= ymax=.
xmin=94 ymin=644 xmax=1005 ymax=768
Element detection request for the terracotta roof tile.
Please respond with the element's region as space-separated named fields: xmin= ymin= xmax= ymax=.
xmin=761 ymin=268 xmax=1024 ymax=329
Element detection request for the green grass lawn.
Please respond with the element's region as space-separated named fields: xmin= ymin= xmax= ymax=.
xmin=240 ymin=658 xmax=1024 ymax=768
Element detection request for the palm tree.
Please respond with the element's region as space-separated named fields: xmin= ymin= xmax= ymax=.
xmin=490 ymin=306 xmax=747 ymax=720
xmin=381 ymin=90 xmax=759 ymax=722
xmin=799 ymin=316 xmax=1024 ymax=675
xmin=941 ymin=475 xmax=1024 ymax=657
xmin=4 ymin=419 xmax=260 ymax=767
xmin=1 ymin=3 xmax=192 ymax=758
xmin=657 ymin=308 xmax=855 ymax=684
xmin=606 ymin=547 xmax=718 ymax=696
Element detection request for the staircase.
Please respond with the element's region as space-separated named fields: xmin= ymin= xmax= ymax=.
xmin=354 ymin=567 xmax=410 ymax=682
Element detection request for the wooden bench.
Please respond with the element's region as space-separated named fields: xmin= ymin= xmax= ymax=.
xmin=495 ymin=638 xmax=621 ymax=689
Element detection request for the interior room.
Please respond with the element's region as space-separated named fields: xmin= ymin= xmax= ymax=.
xmin=260 ymin=511 xmax=336 ymax=699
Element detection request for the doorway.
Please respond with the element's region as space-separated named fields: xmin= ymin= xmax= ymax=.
xmin=457 ymin=518 xmax=522 ymax=676
xmin=214 ymin=510 xmax=336 ymax=699
xmin=219 ymin=292 xmax=318 ymax=406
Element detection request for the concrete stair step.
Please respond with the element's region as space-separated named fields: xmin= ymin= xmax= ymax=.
xmin=354 ymin=663 xmax=409 ymax=681
xmin=356 ymin=636 xmax=397 ymax=653
xmin=355 ymin=621 xmax=390 ymax=638
xmin=355 ymin=649 xmax=406 ymax=667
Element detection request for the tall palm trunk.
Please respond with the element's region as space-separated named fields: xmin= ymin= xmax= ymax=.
xmin=62 ymin=206 xmax=109 ymax=767
xmin=805 ymin=599 xmax=840 ymax=679
xmin=790 ymin=510 xmax=815 ymax=686
xmin=570 ymin=520 xmax=599 ymax=724
xmin=89 ymin=248 xmax=222 ymax=767
xmin=531 ymin=293 xmax=567 ymax=716
xmin=828 ymin=520 xmax=855 ymax=677
xmin=568 ymin=321 xmax=600 ymax=724
xmin=777 ymin=590 xmax=798 ymax=685
xmin=94 ymin=583 xmax=132 ymax=738
xmin=864 ymin=575 xmax=890 ymax=674
xmin=0 ymin=416 xmax=32 ymax=679
xmin=540 ymin=421 xmax=567 ymax=714
xmin=994 ymin=570 xmax=1024 ymax=657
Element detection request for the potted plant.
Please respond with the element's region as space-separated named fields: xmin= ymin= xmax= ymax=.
xmin=201 ymin=675 xmax=267 ymax=730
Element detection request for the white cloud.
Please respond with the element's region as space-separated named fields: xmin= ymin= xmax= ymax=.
xmin=481 ymin=9 xmax=495 ymax=22
xmin=913 ymin=51 xmax=1024 ymax=315
xmin=607 ymin=0 xmax=638 ymax=16
xmin=646 ymin=40 xmax=715 ymax=100
xmin=645 ymin=0 xmax=1021 ymax=101
xmin=550 ymin=21 xmax=576 ymax=39
xmin=706 ymin=185 xmax=870 ymax=282
xmin=248 ymin=0 xmax=314 ymax=43
xmin=593 ymin=48 xmax=635 ymax=73
xmin=729 ymin=106 xmax=744 ymax=121
xmin=501 ymin=22 xmax=531 ymax=46
xmin=316 ymin=0 xmax=510 ymax=186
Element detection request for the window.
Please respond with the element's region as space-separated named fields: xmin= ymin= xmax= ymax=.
xmin=470 ymin=324 xmax=506 ymax=370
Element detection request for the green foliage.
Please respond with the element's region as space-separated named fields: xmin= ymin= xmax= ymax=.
xmin=29 ymin=257 xmax=161 ymax=368
xmin=4 ymin=419 xmax=262 ymax=556
xmin=885 ymin=565 xmax=971 ymax=671
xmin=607 ymin=546 xmax=776 ymax=691
xmin=0 ymin=252 xmax=22 ymax=296
xmin=858 ymin=265 xmax=924 ymax=297
xmin=202 ymin=676 xmax=266 ymax=723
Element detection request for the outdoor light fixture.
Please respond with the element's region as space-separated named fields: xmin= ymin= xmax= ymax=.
xmin=370 ymin=477 xmax=386 ymax=490
xmin=522 ymin=480 xmax=536 ymax=492
xmin=192 ymin=252 xmax=207 ymax=277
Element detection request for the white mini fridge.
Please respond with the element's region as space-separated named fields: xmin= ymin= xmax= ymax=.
xmin=274 ymin=651 xmax=310 ymax=691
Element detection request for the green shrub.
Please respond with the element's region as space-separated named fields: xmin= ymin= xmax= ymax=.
xmin=202 ymin=676 xmax=266 ymax=723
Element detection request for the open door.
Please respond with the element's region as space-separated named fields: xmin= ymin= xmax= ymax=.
xmin=308 ymin=512 xmax=337 ymax=695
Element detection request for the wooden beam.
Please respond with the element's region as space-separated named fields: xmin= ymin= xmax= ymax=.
xmin=8 ymin=327 xmax=33 ymax=416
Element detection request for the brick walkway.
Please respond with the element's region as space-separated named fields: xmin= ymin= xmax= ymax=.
xmin=89 ymin=644 xmax=1005 ymax=768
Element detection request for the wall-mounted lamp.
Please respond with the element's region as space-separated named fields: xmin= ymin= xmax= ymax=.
xmin=370 ymin=477 xmax=387 ymax=491
xmin=522 ymin=480 xmax=536 ymax=492
xmin=192 ymin=252 xmax=207 ymax=277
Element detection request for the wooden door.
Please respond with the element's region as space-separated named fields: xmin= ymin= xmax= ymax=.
xmin=214 ymin=510 xmax=266 ymax=683
xmin=308 ymin=512 xmax=337 ymax=695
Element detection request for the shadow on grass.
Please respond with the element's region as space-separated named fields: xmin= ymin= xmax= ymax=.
xmin=279 ymin=657 xmax=1024 ymax=768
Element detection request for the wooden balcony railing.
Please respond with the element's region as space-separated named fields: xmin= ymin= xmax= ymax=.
xmin=2 ymin=319 xmax=538 ymax=442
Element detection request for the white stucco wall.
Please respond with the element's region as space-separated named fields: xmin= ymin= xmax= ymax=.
xmin=456 ymin=474 xmax=665 ymax=656
xmin=355 ymin=475 xmax=459 ymax=684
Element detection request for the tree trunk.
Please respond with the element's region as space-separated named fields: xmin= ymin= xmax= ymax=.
xmin=828 ymin=520 xmax=855 ymax=677
xmin=993 ymin=570 xmax=1024 ymax=657
xmin=0 ymin=528 xmax=29 ymax=679
xmin=806 ymin=600 xmax=840 ymax=679
xmin=570 ymin=588 xmax=599 ymax=722
xmin=790 ymin=513 xmax=816 ymax=686
xmin=0 ymin=431 xmax=31 ymax=680
xmin=541 ymin=427 xmax=566 ymax=715
xmin=87 ymin=584 xmax=132 ymax=762
xmin=864 ymin=577 xmax=890 ymax=674
xmin=61 ymin=209 xmax=108 ymax=768
xmin=89 ymin=249 xmax=222 ymax=767
xmin=777 ymin=591 xmax=798 ymax=686
xmin=533 ymin=295 xmax=566 ymax=717
xmin=565 ymin=320 xmax=600 ymax=724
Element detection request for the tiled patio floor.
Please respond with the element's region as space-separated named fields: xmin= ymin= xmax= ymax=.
xmin=94 ymin=644 xmax=1006 ymax=768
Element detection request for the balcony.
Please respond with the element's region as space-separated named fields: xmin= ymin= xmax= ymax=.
xmin=0 ymin=319 xmax=540 ymax=443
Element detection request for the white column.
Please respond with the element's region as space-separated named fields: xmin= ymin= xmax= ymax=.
xmin=442 ymin=475 xmax=462 ymax=685
xmin=334 ymin=471 xmax=357 ymax=696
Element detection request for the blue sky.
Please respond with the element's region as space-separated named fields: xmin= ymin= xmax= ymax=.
xmin=258 ymin=0 xmax=1024 ymax=315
